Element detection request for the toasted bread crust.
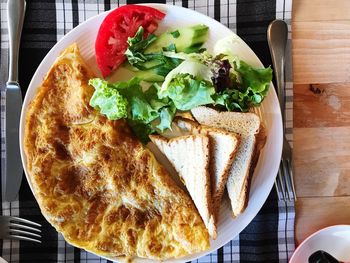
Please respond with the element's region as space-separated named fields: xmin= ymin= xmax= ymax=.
xmin=211 ymin=135 xmax=240 ymax=214
xmin=174 ymin=117 xmax=240 ymax=219
xmin=233 ymin=124 xmax=267 ymax=217
xmin=191 ymin=106 xmax=262 ymax=218
xmin=150 ymin=134 xmax=217 ymax=239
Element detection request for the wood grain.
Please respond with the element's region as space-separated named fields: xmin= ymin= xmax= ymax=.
xmin=296 ymin=196 xmax=350 ymax=245
xmin=294 ymin=84 xmax=350 ymax=128
xmin=292 ymin=21 xmax=350 ymax=84
xmin=293 ymin=0 xmax=350 ymax=22
xmin=294 ymin=127 xmax=350 ymax=197
xmin=293 ymin=0 xmax=350 ymax=245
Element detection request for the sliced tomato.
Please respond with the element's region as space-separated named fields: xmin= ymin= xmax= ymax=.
xmin=95 ymin=5 xmax=166 ymax=77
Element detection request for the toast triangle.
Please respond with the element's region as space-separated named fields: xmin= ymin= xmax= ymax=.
xmin=149 ymin=134 xmax=217 ymax=239
xmin=191 ymin=106 xmax=261 ymax=217
xmin=174 ymin=117 xmax=240 ymax=219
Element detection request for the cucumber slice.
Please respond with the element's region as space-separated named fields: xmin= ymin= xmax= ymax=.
xmin=137 ymin=59 xmax=165 ymax=70
xmin=135 ymin=70 xmax=164 ymax=82
xmin=145 ymin=24 xmax=209 ymax=54
xmin=125 ymin=64 xmax=165 ymax=82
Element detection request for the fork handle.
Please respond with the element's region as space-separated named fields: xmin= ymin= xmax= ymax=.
xmin=267 ymin=20 xmax=288 ymax=127
xmin=7 ymin=0 xmax=26 ymax=84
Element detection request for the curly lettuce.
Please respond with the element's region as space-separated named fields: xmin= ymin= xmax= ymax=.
xmin=89 ymin=79 xmax=128 ymax=120
xmin=89 ymin=77 xmax=176 ymax=143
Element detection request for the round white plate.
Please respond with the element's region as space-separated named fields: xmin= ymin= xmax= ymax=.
xmin=19 ymin=4 xmax=283 ymax=262
xmin=290 ymin=225 xmax=350 ymax=263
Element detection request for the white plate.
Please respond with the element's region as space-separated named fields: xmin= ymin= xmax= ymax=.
xmin=19 ymin=4 xmax=283 ymax=262
xmin=290 ymin=225 xmax=350 ymax=262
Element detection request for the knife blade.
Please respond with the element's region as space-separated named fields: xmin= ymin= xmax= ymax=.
xmin=2 ymin=0 xmax=26 ymax=202
xmin=3 ymin=83 xmax=23 ymax=201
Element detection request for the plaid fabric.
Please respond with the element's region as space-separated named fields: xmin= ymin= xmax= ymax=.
xmin=0 ymin=0 xmax=294 ymax=262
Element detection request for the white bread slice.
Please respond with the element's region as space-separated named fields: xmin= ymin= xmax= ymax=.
xmin=191 ymin=106 xmax=261 ymax=217
xmin=149 ymin=134 xmax=217 ymax=239
xmin=174 ymin=117 xmax=240 ymax=219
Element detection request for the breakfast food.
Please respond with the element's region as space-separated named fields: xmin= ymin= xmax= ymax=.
xmin=23 ymin=5 xmax=274 ymax=261
xmin=24 ymin=44 xmax=210 ymax=260
xmin=191 ymin=106 xmax=261 ymax=217
xmin=174 ymin=117 xmax=240 ymax=218
xmin=149 ymin=134 xmax=217 ymax=239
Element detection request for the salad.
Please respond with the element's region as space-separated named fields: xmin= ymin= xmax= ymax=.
xmin=90 ymin=5 xmax=272 ymax=143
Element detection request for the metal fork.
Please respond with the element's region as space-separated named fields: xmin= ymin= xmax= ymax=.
xmin=267 ymin=20 xmax=297 ymax=201
xmin=0 ymin=216 xmax=42 ymax=243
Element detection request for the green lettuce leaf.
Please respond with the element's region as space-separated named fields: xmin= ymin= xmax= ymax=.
xmin=214 ymin=60 xmax=273 ymax=112
xmin=155 ymin=102 xmax=176 ymax=132
xmin=117 ymin=82 xmax=160 ymax=123
xmin=161 ymin=73 xmax=215 ymax=111
xmin=125 ymin=26 xmax=157 ymax=66
xmin=143 ymin=84 xmax=170 ymax=110
xmin=127 ymin=120 xmax=155 ymax=144
xmin=89 ymin=79 xmax=128 ymax=120
xmin=235 ymin=60 xmax=273 ymax=95
xmin=89 ymin=77 xmax=176 ymax=143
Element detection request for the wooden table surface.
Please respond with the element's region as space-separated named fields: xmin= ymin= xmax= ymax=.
xmin=292 ymin=0 xmax=350 ymax=245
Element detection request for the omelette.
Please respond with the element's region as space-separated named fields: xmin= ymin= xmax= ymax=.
xmin=24 ymin=44 xmax=209 ymax=260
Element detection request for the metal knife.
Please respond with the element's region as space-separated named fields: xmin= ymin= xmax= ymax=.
xmin=2 ymin=0 xmax=26 ymax=202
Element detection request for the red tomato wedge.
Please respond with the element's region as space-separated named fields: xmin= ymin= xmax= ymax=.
xmin=95 ymin=5 xmax=166 ymax=77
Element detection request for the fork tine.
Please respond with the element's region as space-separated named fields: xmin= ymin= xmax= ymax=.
xmin=283 ymin=160 xmax=293 ymax=201
xmin=276 ymin=167 xmax=282 ymax=200
xmin=286 ymin=159 xmax=297 ymax=201
xmin=9 ymin=217 xmax=41 ymax=227
xmin=282 ymin=160 xmax=293 ymax=201
xmin=9 ymin=223 xmax=41 ymax=233
xmin=9 ymin=229 xmax=41 ymax=238
xmin=277 ymin=164 xmax=287 ymax=201
xmin=9 ymin=234 xmax=41 ymax=243
xmin=274 ymin=179 xmax=282 ymax=200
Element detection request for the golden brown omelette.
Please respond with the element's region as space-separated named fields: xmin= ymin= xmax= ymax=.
xmin=24 ymin=44 xmax=209 ymax=260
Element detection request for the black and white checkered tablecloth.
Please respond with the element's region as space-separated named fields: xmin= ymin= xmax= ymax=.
xmin=0 ymin=0 xmax=294 ymax=262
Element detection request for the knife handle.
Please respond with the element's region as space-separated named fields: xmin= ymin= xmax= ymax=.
xmin=7 ymin=0 xmax=26 ymax=84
